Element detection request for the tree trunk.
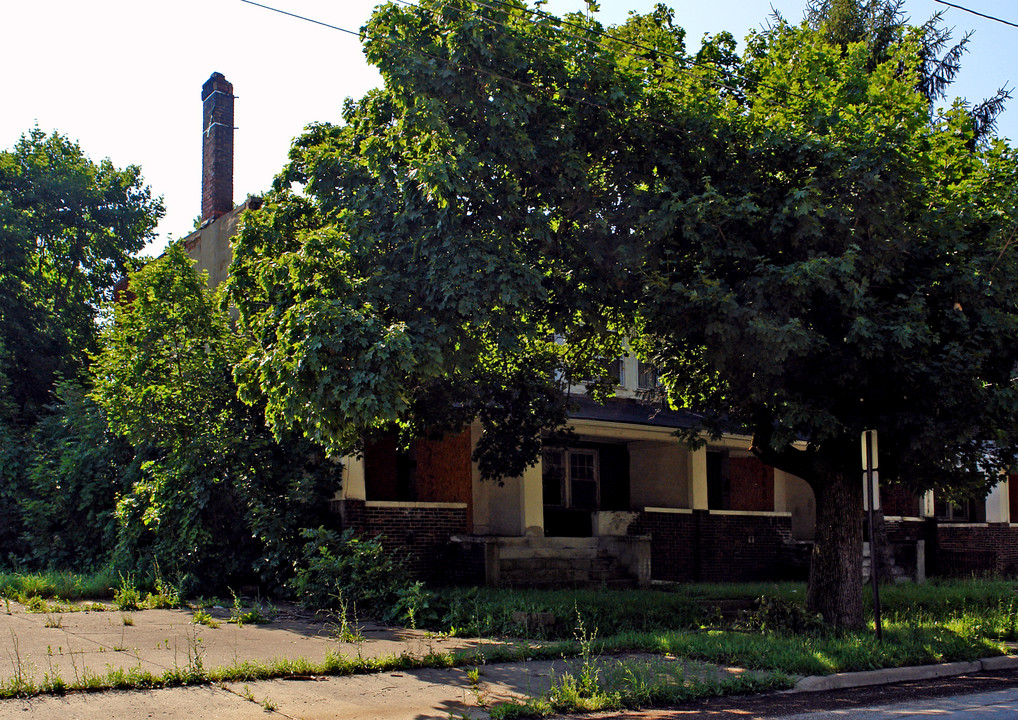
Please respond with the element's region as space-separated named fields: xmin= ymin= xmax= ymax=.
xmin=806 ymin=469 xmax=864 ymax=629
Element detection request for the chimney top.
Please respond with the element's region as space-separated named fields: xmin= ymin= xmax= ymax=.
xmin=201 ymin=72 xmax=235 ymax=222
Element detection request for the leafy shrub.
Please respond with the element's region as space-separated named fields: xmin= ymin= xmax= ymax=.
xmin=288 ymin=527 xmax=407 ymax=616
xmin=736 ymin=595 xmax=830 ymax=636
xmin=386 ymin=581 xmax=442 ymax=629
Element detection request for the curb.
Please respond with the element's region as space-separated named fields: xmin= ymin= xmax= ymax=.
xmin=793 ymin=655 xmax=1018 ymax=693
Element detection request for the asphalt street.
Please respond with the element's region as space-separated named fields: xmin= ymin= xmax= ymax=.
xmin=778 ymin=687 xmax=1018 ymax=719
xmin=583 ymin=668 xmax=1018 ymax=719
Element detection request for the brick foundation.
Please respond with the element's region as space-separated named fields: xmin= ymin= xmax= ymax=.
xmin=331 ymin=499 xmax=469 ymax=582
xmin=934 ymin=523 xmax=1018 ymax=576
xmin=628 ymin=509 xmax=797 ymax=582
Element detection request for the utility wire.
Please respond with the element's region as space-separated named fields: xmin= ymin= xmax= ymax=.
xmin=240 ymin=0 xmax=364 ymax=37
xmin=238 ymin=0 xmax=708 ymax=138
xmin=933 ymin=0 xmax=1018 ymax=29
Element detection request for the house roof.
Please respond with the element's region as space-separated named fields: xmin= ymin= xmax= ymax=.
xmin=567 ymin=395 xmax=704 ymax=430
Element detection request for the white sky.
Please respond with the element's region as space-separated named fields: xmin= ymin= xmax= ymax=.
xmin=3 ymin=0 xmax=1014 ymax=255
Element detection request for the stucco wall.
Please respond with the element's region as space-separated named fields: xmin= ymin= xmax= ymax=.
xmin=629 ymin=441 xmax=691 ymax=509
xmin=182 ymin=203 xmax=244 ymax=290
xmin=782 ymin=473 xmax=816 ymax=540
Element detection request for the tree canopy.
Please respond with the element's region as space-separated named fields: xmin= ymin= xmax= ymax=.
xmin=0 ymin=128 xmax=163 ymax=423
xmin=91 ymin=245 xmax=341 ymax=588
xmin=228 ymin=0 xmax=1018 ymax=627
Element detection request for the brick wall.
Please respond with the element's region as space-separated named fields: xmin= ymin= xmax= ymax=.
xmin=628 ymin=509 xmax=796 ymax=582
xmin=333 ymin=499 xmax=469 ymax=582
xmin=934 ymin=523 xmax=1018 ymax=576
xmin=882 ymin=486 xmax=921 ymax=518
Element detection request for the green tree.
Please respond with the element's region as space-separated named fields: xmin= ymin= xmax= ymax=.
xmin=19 ymin=383 xmax=137 ymax=571
xmin=92 ymin=244 xmax=340 ymax=589
xmin=227 ymin=0 xmax=1018 ymax=627
xmin=0 ymin=128 xmax=163 ymax=422
xmin=0 ymin=128 xmax=161 ymax=564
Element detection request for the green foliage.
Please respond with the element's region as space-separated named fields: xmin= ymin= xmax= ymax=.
xmin=288 ymin=528 xmax=407 ymax=616
xmin=90 ymin=244 xmax=341 ymax=591
xmin=735 ymin=596 xmax=830 ymax=637
xmin=0 ymin=127 xmax=162 ymax=423
xmin=424 ymin=586 xmax=707 ymax=639
xmin=386 ymin=581 xmax=438 ymax=629
xmin=17 ymin=384 xmax=135 ymax=571
xmin=113 ymin=573 xmax=142 ymax=611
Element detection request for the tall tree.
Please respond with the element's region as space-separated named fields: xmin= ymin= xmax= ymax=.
xmin=228 ymin=0 xmax=1018 ymax=627
xmin=92 ymin=245 xmax=340 ymax=588
xmin=0 ymin=128 xmax=163 ymax=423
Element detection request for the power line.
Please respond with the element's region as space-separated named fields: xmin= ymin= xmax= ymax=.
xmin=933 ymin=0 xmax=1018 ymax=29
xmin=239 ymin=0 xmax=364 ymax=37
xmin=238 ymin=0 xmax=709 ymax=139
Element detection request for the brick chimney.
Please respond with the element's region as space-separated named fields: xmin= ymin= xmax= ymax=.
xmin=201 ymin=72 xmax=234 ymax=222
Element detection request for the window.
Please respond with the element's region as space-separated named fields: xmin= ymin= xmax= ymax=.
xmin=637 ymin=361 xmax=659 ymax=389
xmin=608 ymin=358 xmax=625 ymax=387
xmin=580 ymin=358 xmax=625 ymax=387
xmin=542 ymin=447 xmax=600 ymax=510
xmin=935 ymin=499 xmax=985 ymax=522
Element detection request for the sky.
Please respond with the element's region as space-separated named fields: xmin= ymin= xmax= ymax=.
xmin=3 ymin=0 xmax=1015 ymax=255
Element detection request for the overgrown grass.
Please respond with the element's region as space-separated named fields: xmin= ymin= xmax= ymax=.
xmin=0 ymin=568 xmax=118 ymax=601
xmin=2 ymin=574 xmax=1017 ymax=706
xmin=488 ymin=663 xmax=791 ymax=719
xmin=0 ymin=640 xmax=569 ymax=700
xmin=433 ymin=586 xmax=709 ymax=638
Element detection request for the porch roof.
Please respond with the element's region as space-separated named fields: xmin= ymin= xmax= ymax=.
xmin=567 ymin=396 xmax=704 ymax=430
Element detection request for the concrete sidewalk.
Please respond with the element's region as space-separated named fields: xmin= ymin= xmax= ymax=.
xmin=0 ymin=601 xmax=758 ymax=719
xmin=5 ymin=600 xmax=1014 ymax=719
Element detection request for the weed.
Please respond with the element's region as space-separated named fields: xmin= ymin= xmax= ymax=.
xmin=193 ymin=609 xmax=221 ymax=628
xmin=388 ymin=581 xmax=438 ymax=629
xmin=328 ymin=594 xmax=364 ymax=642
xmin=261 ymin=696 xmax=278 ymax=711
xmin=226 ymin=591 xmax=271 ymax=626
xmin=144 ymin=576 xmax=182 ymax=609
xmin=113 ymin=573 xmax=141 ymax=611
xmin=122 ymin=615 xmax=135 ymax=626
xmin=466 ymin=666 xmax=481 ymax=685
xmin=43 ymin=614 xmax=62 ymax=629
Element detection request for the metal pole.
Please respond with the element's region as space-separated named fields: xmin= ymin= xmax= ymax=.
xmin=865 ymin=430 xmax=882 ymax=641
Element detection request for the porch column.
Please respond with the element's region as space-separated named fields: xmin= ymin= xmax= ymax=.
xmin=341 ymin=455 xmax=367 ymax=500
xmin=773 ymin=469 xmax=789 ymax=513
xmin=986 ymin=477 xmax=1010 ymax=524
xmin=689 ymin=446 xmax=708 ymax=510
xmin=920 ymin=490 xmax=935 ymax=518
xmin=520 ymin=459 xmax=545 ymax=537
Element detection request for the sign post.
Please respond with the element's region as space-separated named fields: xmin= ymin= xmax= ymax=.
xmin=862 ymin=429 xmax=882 ymax=641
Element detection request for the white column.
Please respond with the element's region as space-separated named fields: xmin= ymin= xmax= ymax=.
xmin=520 ymin=458 xmax=545 ymax=537
xmin=773 ymin=469 xmax=789 ymax=513
xmin=689 ymin=446 xmax=708 ymax=510
xmin=341 ymin=455 xmax=366 ymax=501
xmin=920 ymin=490 xmax=935 ymax=518
xmin=986 ymin=477 xmax=1010 ymax=524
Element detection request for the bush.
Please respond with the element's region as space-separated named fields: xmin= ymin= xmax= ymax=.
xmin=736 ymin=595 xmax=830 ymax=636
xmin=288 ymin=527 xmax=407 ymax=616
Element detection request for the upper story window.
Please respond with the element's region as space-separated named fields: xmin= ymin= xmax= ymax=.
xmin=637 ymin=361 xmax=659 ymax=390
xmin=607 ymin=358 xmax=624 ymax=386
